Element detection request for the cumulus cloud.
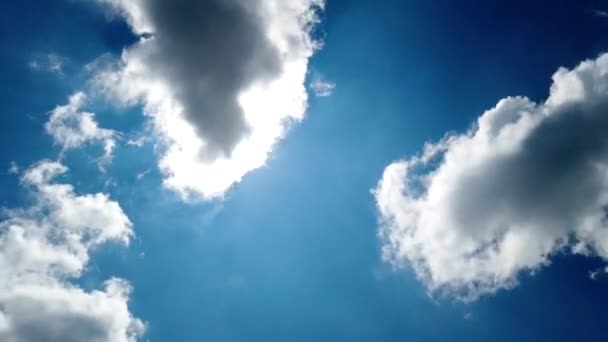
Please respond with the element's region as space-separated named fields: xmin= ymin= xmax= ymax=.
xmin=95 ymin=0 xmax=324 ymax=199
xmin=45 ymin=92 xmax=116 ymax=169
xmin=0 ymin=160 xmax=144 ymax=341
xmin=374 ymin=53 xmax=608 ymax=300
xmin=310 ymin=80 xmax=335 ymax=97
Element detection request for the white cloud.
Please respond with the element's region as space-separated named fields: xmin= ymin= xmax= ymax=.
xmin=126 ymin=136 xmax=147 ymax=148
xmin=94 ymin=0 xmax=324 ymax=199
xmin=310 ymin=80 xmax=336 ymax=97
xmin=0 ymin=160 xmax=144 ymax=341
xmin=374 ymin=53 xmax=608 ymax=300
xmin=45 ymin=92 xmax=116 ymax=170
xmin=135 ymin=168 xmax=150 ymax=181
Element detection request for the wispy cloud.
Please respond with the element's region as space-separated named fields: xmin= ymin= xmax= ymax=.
xmin=136 ymin=168 xmax=151 ymax=181
xmin=311 ymin=80 xmax=336 ymax=97
xmin=7 ymin=161 xmax=19 ymax=175
xmin=45 ymin=92 xmax=116 ymax=171
xmin=28 ymin=53 xmax=68 ymax=75
xmin=594 ymin=9 xmax=608 ymax=17
xmin=589 ymin=266 xmax=608 ymax=280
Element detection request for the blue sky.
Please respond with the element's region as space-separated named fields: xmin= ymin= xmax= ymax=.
xmin=2 ymin=1 xmax=608 ymax=341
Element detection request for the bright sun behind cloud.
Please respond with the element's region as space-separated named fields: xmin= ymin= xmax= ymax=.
xmin=96 ymin=0 xmax=324 ymax=199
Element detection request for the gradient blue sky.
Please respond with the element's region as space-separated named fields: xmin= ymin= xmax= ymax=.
xmin=2 ymin=1 xmax=608 ymax=341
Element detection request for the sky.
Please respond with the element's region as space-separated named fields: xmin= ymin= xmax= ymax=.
xmin=2 ymin=0 xmax=608 ymax=341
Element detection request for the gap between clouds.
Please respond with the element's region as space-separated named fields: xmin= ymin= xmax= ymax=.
xmin=375 ymin=52 xmax=608 ymax=301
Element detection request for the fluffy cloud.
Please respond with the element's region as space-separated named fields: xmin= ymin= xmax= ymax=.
xmin=45 ymin=92 xmax=116 ymax=169
xmin=0 ymin=161 xmax=145 ymax=341
xmin=95 ymin=0 xmax=324 ymax=199
xmin=374 ymin=53 xmax=608 ymax=300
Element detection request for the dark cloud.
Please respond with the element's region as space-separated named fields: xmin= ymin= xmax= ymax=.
xmin=4 ymin=306 xmax=110 ymax=342
xmin=97 ymin=0 xmax=323 ymax=197
xmin=131 ymin=0 xmax=282 ymax=158
xmin=445 ymin=100 xmax=608 ymax=237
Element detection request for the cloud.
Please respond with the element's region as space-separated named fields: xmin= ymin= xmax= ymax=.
xmin=374 ymin=53 xmax=608 ymax=300
xmin=7 ymin=161 xmax=19 ymax=175
xmin=589 ymin=266 xmax=608 ymax=280
xmin=126 ymin=136 xmax=147 ymax=148
xmin=135 ymin=168 xmax=150 ymax=181
xmin=0 ymin=160 xmax=144 ymax=341
xmin=310 ymin=80 xmax=336 ymax=97
xmin=95 ymin=0 xmax=324 ymax=199
xmin=593 ymin=9 xmax=608 ymax=18
xmin=28 ymin=53 xmax=67 ymax=75
xmin=45 ymin=92 xmax=116 ymax=170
